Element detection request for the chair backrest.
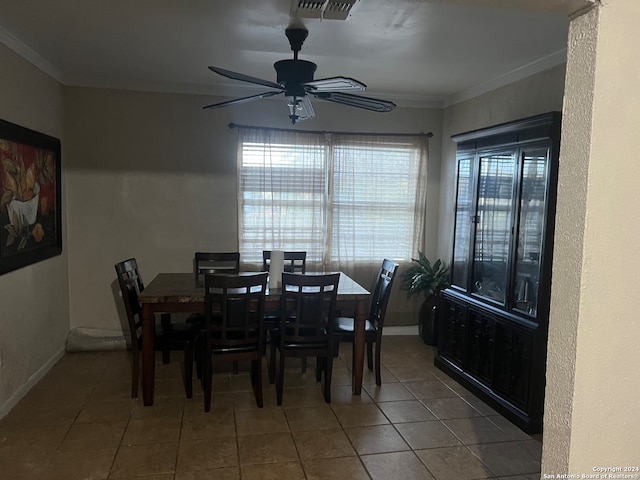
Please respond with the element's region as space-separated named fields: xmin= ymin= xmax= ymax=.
xmin=280 ymin=272 xmax=340 ymax=343
xmin=368 ymin=259 xmax=400 ymax=331
xmin=194 ymin=252 xmax=240 ymax=285
xmin=263 ymin=250 xmax=307 ymax=273
xmin=203 ymin=272 xmax=268 ymax=352
xmin=114 ymin=258 xmax=144 ymax=340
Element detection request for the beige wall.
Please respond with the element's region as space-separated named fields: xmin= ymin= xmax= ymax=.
xmin=0 ymin=45 xmax=68 ymax=414
xmin=544 ymin=0 xmax=640 ymax=470
xmin=63 ymin=87 xmax=443 ymax=331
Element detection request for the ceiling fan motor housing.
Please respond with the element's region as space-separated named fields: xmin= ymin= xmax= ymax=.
xmin=275 ymin=59 xmax=317 ymax=97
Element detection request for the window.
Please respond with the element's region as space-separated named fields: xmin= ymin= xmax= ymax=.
xmin=237 ymin=128 xmax=428 ymax=267
xmin=330 ymin=139 xmax=423 ymax=262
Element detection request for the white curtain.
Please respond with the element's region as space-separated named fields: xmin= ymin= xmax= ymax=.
xmin=325 ymin=134 xmax=429 ymax=285
xmin=237 ymin=127 xmax=327 ymax=269
xmin=236 ymin=127 xmax=430 ymax=320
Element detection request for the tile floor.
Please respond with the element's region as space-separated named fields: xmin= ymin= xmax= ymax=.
xmin=0 ymin=335 xmax=541 ymax=480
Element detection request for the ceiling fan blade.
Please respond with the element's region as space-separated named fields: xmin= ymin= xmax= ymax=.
xmin=302 ymin=76 xmax=366 ymax=92
xmin=202 ymin=91 xmax=282 ymax=110
xmin=208 ymin=66 xmax=283 ymax=90
xmin=287 ymin=95 xmax=315 ymax=124
xmin=312 ymin=91 xmax=396 ymax=112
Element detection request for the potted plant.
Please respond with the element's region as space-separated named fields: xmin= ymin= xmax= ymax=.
xmin=400 ymin=251 xmax=450 ymax=346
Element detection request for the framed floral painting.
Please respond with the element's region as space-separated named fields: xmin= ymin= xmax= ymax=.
xmin=0 ymin=119 xmax=61 ymax=275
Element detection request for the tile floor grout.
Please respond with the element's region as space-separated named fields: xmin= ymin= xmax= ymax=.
xmin=0 ymin=335 xmax=541 ymax=480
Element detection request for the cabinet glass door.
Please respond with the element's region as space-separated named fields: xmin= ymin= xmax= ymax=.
xmin=451 ymin=156 xmax=473 ymax=289
xmin=472 ymin=152 xmax=516 ymax=304
xmin=511 ymin=146 xmax=550 ymax=317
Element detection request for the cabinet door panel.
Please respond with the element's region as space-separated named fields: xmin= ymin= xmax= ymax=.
xmin=493 ymin=324 xmax=532 ymax=409
xmin=511 ymin=146 xmax=550 ymax=317
xmin=466 ymin=310 xmax=495 ymax=384
xmin=438 ymin=300 xmax=466 ymax=367
xmin=471 ymin=152 xmax=516 ymax=305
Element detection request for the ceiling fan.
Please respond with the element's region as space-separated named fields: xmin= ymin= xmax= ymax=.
xmin=203 ymin=26 xmax=396 ymax=124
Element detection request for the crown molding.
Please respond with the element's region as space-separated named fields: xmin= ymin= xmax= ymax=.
xmin=443 ymin=48 xmax=567 ymax=108
xmin=0 ymin=26 xmax=63 ymax=82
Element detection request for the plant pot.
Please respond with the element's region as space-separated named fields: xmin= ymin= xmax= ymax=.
xmin=418 ymin=295 xmax=440 ymax=346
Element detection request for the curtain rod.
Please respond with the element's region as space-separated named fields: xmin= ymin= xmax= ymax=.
xmin=228 ymin=122 xmax=433 ymax=138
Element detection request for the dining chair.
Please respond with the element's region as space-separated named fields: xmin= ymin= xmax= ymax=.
xmin=192 ymin=252 xmax=243 ymax=374
xmin=330 ymin=258 xmax=399 ymax=386
xmin=262 ymin=250 xmax=311 ymax=368
xmin=262 ymin=250 xmax=307 ymax=273
xmin=200 ymin=272 xmax=268 ymax=411
xmin=194 ymin=252 xmax=240 ymax=285
xmin=269 ymin=272 xmax=340 ymax=405
xmin=114 ymin=258 xmax=198 ymax=398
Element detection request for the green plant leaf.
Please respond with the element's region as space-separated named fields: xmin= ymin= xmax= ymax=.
xmin=399 ymin=250 xmax=450 ymax=299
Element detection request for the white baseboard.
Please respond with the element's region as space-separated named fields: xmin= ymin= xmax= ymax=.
xmin=383 ymin=325 xmax=419 ymax=336
xmin=0 ymin=346 xmax=65 ymax=420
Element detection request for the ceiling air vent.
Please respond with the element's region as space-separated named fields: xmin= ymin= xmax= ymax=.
xmin=291 ymin=0 xmax=358 ymax=20
xmin=323 ymin=1 xmax=357 ymax=20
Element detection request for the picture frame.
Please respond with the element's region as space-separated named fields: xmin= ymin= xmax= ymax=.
xmin=0 ymin=118 xmax=62 ymax=275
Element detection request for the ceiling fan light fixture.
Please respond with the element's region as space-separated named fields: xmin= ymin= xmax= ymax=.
xmin=287 ymin=95 xmax=315 ymax=125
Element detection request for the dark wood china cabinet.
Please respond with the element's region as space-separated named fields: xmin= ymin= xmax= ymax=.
xmin=435 ymin=112 xmax=561 ymax=433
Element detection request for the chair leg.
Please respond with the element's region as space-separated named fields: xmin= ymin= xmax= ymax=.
xmin=162 ymin=349 xmax=171 ymax=364
xmin=366 ymin=341 xmax=374 ymax=371
xmin=184 ymin=344 xmax=193 ymax=399
xmin=233 ymin=360 xmax=239 ymax=374
xmin=131 ymin=348 xmax=139 ymax=398
xmin=374 ymin=340 xmax=382 ymax=386
xmin=301 ymin=356 xmax=307 ymax=373
xmin=315 ymin=357 xmax=322 ymax=382
xmin=203 ymin=354 xmax=212 ymax=412
xmin=253 ymin=357 xmax=263 ymax=408
xmin=332 ymin=340 xmax=340 ymax=357
xmin=195 ymin=337 xmax=203 ymax=380
xmin=268 ymin=340 xmax=276 ymax=384
xmin=323 ymin=348 xmax=333 ymax=403
xmin=276 ymin=349 xmax=285 ymax=406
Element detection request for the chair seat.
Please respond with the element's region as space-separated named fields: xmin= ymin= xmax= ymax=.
xmin=331 ymin=317 xmax=376 ymax=335
xmin=270 ymin=328 xmax=327 ymax=345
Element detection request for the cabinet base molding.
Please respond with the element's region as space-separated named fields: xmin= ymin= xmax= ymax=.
xmin=434 ymin=354 xmax=542 ymax=434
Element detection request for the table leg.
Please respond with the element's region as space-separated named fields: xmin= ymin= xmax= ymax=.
xmin=352 ymin=298 xmax=366 ymax=395
xmin=141 ymin=303 xmax=155 ymax=406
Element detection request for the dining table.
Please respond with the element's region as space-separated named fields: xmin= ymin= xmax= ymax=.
xmin=138 ymin=271 xmax=371 ymax=406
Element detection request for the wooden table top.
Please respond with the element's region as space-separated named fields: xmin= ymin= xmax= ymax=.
xmin=139 ymin=272 xmax=370 ymax=304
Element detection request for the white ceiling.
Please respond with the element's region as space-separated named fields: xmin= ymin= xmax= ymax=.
xmin=0 ymin=0 xmax=593 ymax=107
